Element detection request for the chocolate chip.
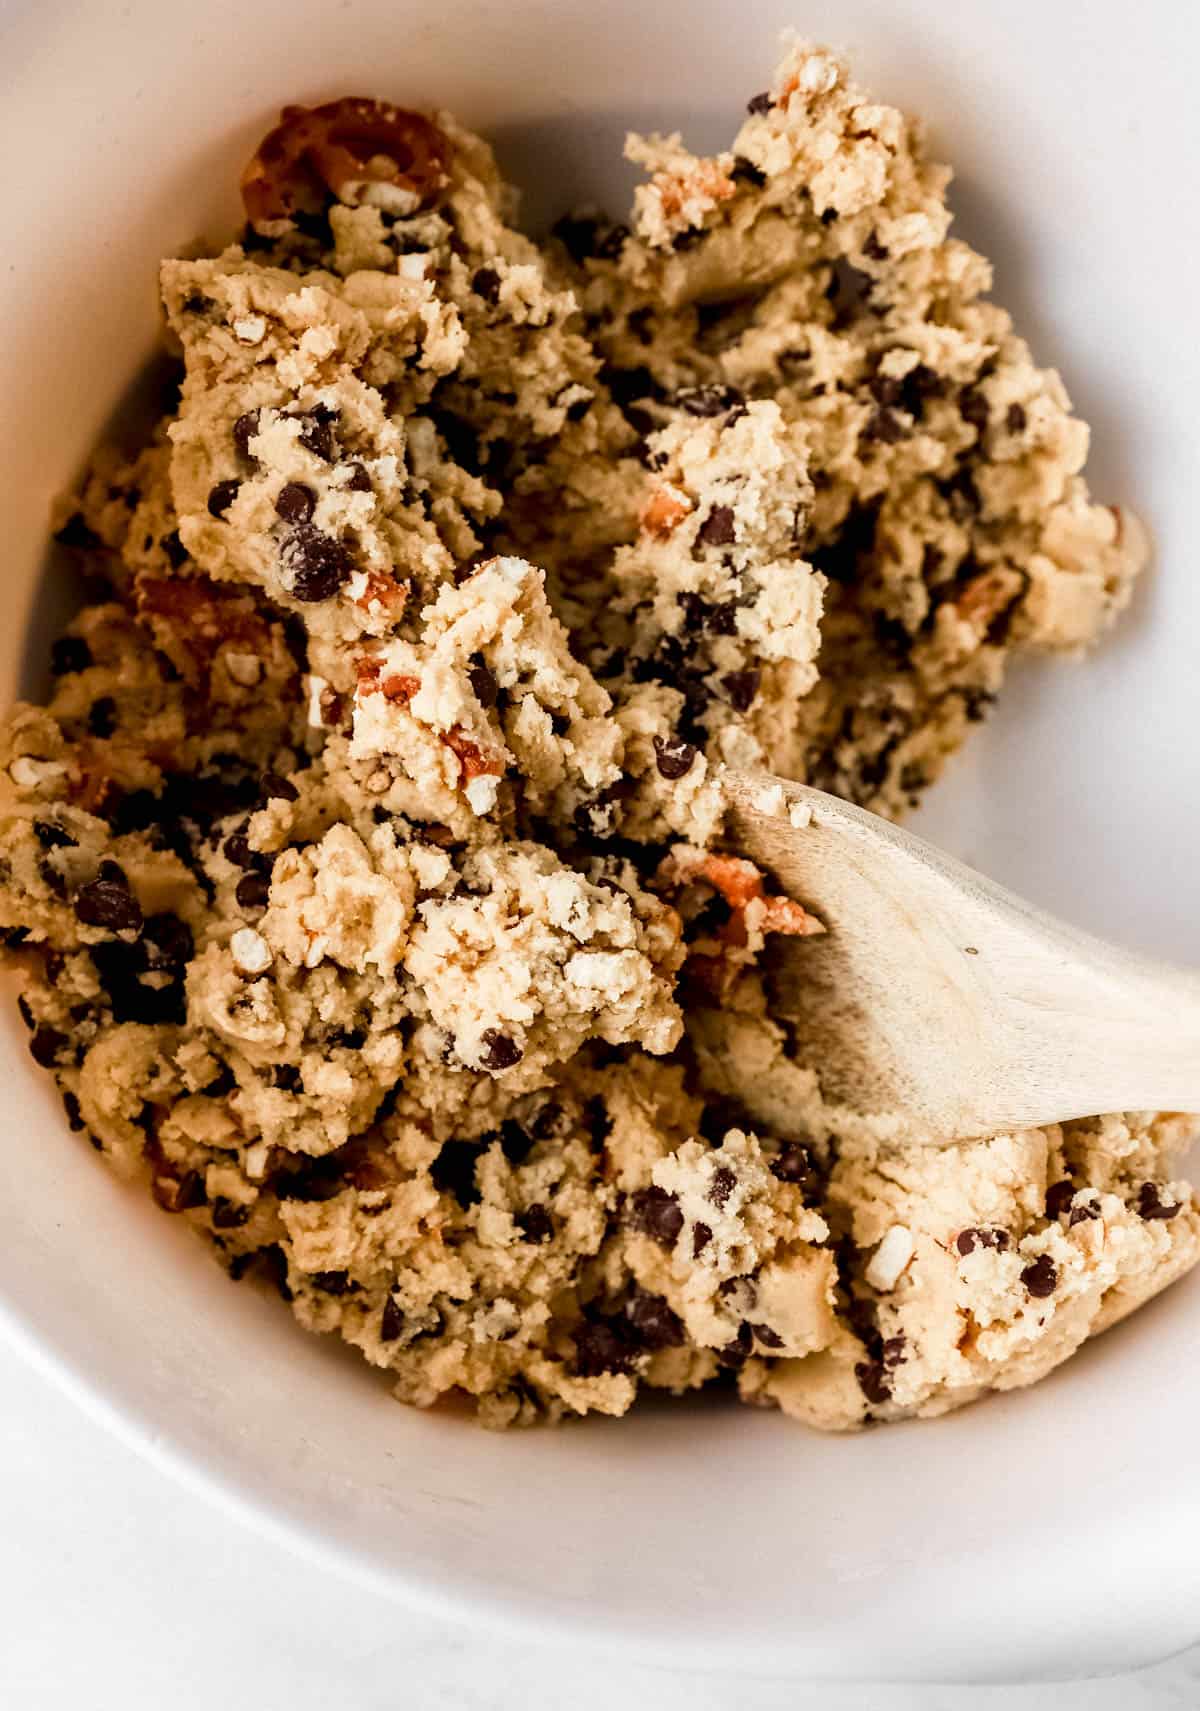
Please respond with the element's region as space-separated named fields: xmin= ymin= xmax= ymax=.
xmin=281 ymin=524 xmax=354 ymax=601
xmin=750 ymin=1321 xmax=784 ymax=1350
xmin=717 ymin=1321 xmax=754 ymax=1368
xmin=29 ymin=1025 xmax=66 ymax=1068
xmin=652 ymin=734 xmax=697 ymax=780
xmin=769 ymin=1142 xmax=819 ymax=1194
xmin=212 ymin=1197 xmax=250 ymax=1229
xmin=75 ymin=869 xmax=143 ymax=934
xmin=479 ymin=1028 xmax=521 ymax=1071
xmin=882 ymin=1334 xmax=907 ymax=1368
xmin=232 ymin=409 xmax=263 ymax=461
xmin=380 ymin=1297 xmax=405 ymax=1342
xmin=959 ymin=386 xmax=990 ymax=431
xmin=855 ymin=1360 xmax=891 ymax=1405
xmin=236 ymin=872 xmax=271 ymax=911
xmin=207 ymin=479 xmax=241 ymax=518
xmin=628 ymin=1185 xmax=684 ymax=1247
xmin=293 ymin=404 xmax=338 ymax=461
xmin=343 ymin=461 xmax=372 ymax=492
xmin=222 ymin=831 xmax=254 ymax=868
xmin=697 ymin=504 xmax=736 ymax=547
xmin=431 ymin=1138 xmax=485 ymax=1207
xmin=623 ymin=1287 xmax=684 ymax=1351
xmin=731 ymin=155 xmax=765 ymax=187
xmin=1137 ymin=1182 xmax=1182 ymax=1222
xmin=1006 ymin=402 xmax=1027 ymax=434
xmin=62 ymin=1090 xmax=84 ymax=1132
xmin=311 ymin=1269 xmax=353 ymax=1295
xmin=1045 ymin=1180 xmax=1076 ymax=1219
xmin=573 ymin=1316 xmax=635 ymax=1378
xmin=518 ymin=1203 xmax=554 ymax=1244
xmin=51 ymin=636 xmax=93 ymax=676
xmin=53 ymin=513 xmax=102 ymax=551
xmin=152 ymin=1168 xmax=206 ymax=1214
xmin=861 ymin=406 xmax=906 ymax=445
xmin=955 ymin=1227 xmax=1010 ymax=1256
xmin=34 ymin=821 xmax=75 ymax=850
xmin=721 ymin=669 xmax=760 ymax=712
xmin=1068 ymin=1202 xmax=1100 ymax=1227
xmin=87 ymin=697 xmax=117 ymax=739
xmin=1021 ymin=1254 xmax=1058 ymax=1298
xmin=472 ymin=266 xmax=502 ymax=303
xmin=746 ymin=91 xmax=772 ymax=115
xmin=275 ymin=482 xmax=316 ymax=524
xmin=673 ymin=384 xmax=745 ymax=418
xmin=708 ymin=1165 xmax=736 ymax=1209
xmin=692 ymin=1221 xmax=713 ymax=1258
xmin=260 ymin=770 xmax=299 ymax=802
xmin=468 ymin=661 xmax=498 ymax=709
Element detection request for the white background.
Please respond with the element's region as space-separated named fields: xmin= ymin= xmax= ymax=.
xmin=2 ymin=1336 xmax=1198 ymax=1709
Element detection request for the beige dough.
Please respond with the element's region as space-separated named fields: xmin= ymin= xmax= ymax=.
xmin=0 ymin=37 xmax=1193 ymax=1431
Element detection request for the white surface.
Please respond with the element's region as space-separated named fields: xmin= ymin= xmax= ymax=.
xmin=2 ymin=1335 xmax=1200 ymax=1709
xmin=1 ymin=0 xmax=1199 ymax=1687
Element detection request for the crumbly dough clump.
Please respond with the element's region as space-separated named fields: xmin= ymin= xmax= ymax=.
xmin=1 ymin=41 xmax=1192 ymax=1432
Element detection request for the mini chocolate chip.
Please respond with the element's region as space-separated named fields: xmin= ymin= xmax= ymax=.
xmin=697 ymin=504 xmax=736 ymax=547
xmin=343 ymin=461 xmax=372 ymax=492
xmin=717 ymin=1321 xmax=754 ymax=1369
xmin=861 ymin=406 xmax=906 ymax=445
xmin=232 ymin=410 xmax=263 ymax=460
xmin=1068 ymin=1202 xmax=1101 ymax=1227
xmin=468 ymin=661 xmax=498 ymax=708
xmin=311 ymin=1268 xmax=352 ymax=1295
xmin=1006 ymin=402 xmax=1027 ymax=434
xmin=624 ymin=1287 xmax=684 ymax=1351
xmin=236 ymin=872 xmax=271 ymax=911
xmin=75 ymin=872 xmax=143 ymax=934
xmin=708 ymin=1166 xmax=736 ymax=1209
xmin=746 ymin=91 xmax=772 ymax=115
xmin=721 ymin=669 xmax=760 ymax=712
xmin=293 ymin=404 xmax=338 ymax=460
xmin=53 ymin=513 xmax=102 ymax=551
xmin=959 ymin=386 xmax=990 ymax=431
xmin=518 ymin=1203 xmax=554 ymax=1244
xmin=51 ymin=636 xmax=93 ymax=676
xmin=29 ymin=1025 xmax=66 ymax=1067
xmin=479 ymin=1028 xmax=522 ymax=1071
xmin=87 ymin=697 xmax=117 ymax=739
xmin=472 ymin=266 xmax=502 ymax=303
xmin=731 ymin=155 xmax=766 ymax=187
xmin=34 ymin=821 xmax=75 ymax=850
xmin=380 ymin=1297 xmax=405 ymax=1342
xmin=1045 ymin=1179 xmax=1076 ymax=1220
xmin=652 ymin=734 xmax=697 ymax=780
xmin=692 ymin=1221 xmax=713 ymax=1258
xmin=882 ymin=1334 xmax=907 ymax=1368
xmin=274 ymin=1063 xmax=302 ymax=1092
xmin=222 ymin=832 xmax=254 ymax=869
xmin=1021 ymin=1254 xmax=1058 ymax=1298
xmin=282 ymin=524 xmax=355 ymax=602
xmin=62 ymin=1090 xmax=84 ymax=1132
xmin=751 ymin=1322 xmax=784 ymax=1350
xmin=207 ymin=479 xmax=241 ymax=518
xmin=573 ymin=1317 xmax=635 ymax=1378
xmin=855 ymin=1360 xmax=891 ymax=1405
xmin=673 ymin=384 xmax=746 ymax=418
xmin=1137 ymin=1182 xmax=1182 ymax=1222
xmin=152 ymin=1169 xmax=206 ymax=1214
xmin=212 ymin=1197 xmax=250 ymax=1229
xmin=770 ymin=1142 xmax=819 ymax=1192
xmin=956 ymin=1226 xmax=1010 ymax=1256
xmin=628 ymin=1185 xmax=684 ymax=1247
xmin=275 ymin=482 xmax=316 ymax=524
xmin=260 ymin=770 xmax=299 ymax=802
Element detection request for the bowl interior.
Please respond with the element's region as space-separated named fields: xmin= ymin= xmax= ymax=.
xmin=1 ymin=0 xmax=1197 ymax=1681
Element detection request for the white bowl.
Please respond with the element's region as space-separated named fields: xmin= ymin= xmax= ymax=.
xmin=1 ymin=0 xmax=1197 ymax=1683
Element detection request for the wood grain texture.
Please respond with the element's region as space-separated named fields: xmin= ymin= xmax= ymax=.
xmin=722 ymin=770 xmax=1200 ymax=1143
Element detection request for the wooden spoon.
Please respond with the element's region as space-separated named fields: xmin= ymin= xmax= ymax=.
xmin=721 ymin=769 xmax=1200 ymax=1144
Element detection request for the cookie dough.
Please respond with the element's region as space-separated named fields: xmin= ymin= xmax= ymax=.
xmin=1 ymin=40 xmax=1194 ymax=1432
